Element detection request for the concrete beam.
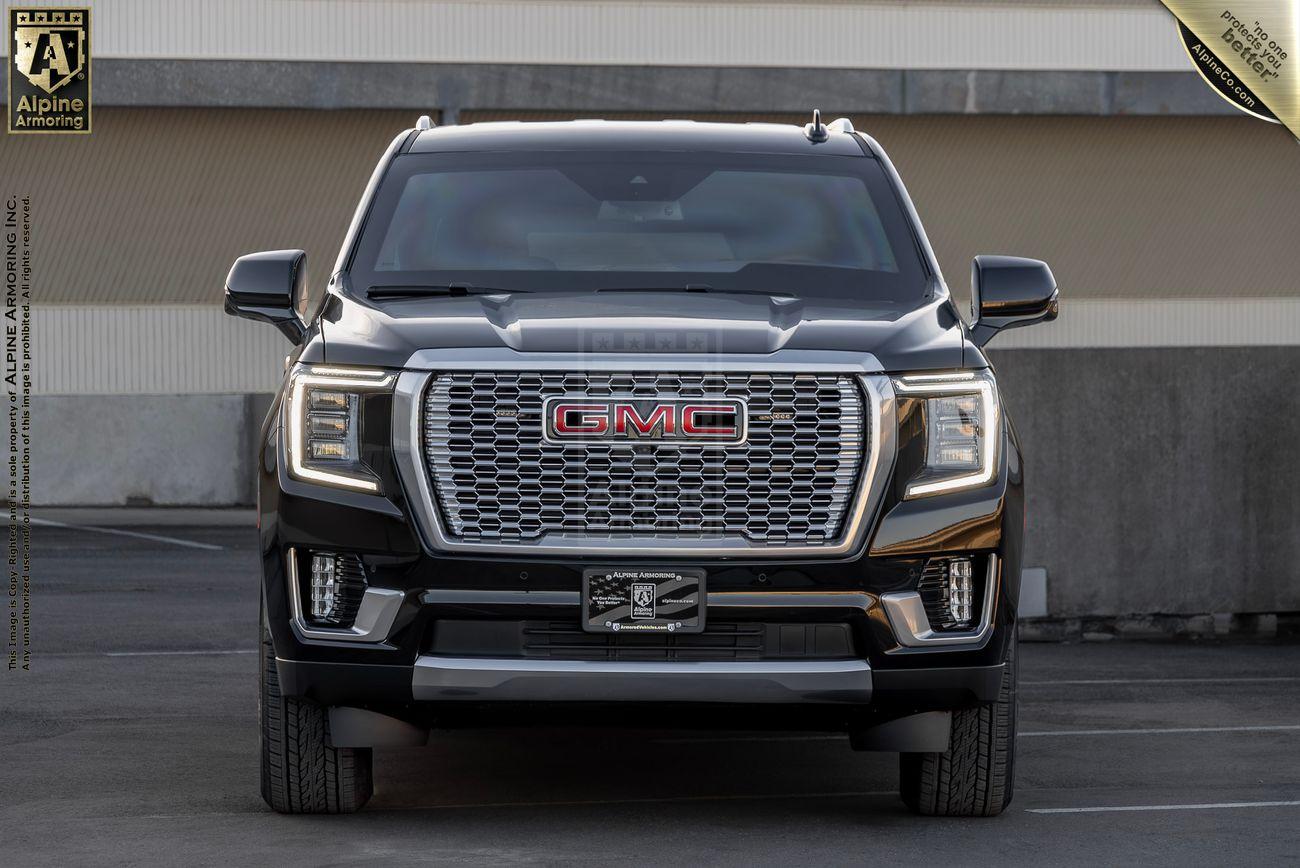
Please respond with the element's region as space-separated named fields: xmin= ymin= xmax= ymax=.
xmin=55 ymin=60 xmax=1232 ymax=116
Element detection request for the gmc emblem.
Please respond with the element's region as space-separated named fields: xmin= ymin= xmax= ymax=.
xmin=543 ymin=397 xmax=747 ymax=445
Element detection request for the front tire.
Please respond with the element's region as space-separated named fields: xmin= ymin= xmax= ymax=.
xmin=898 ymin=637 xmax=1017 ymax=817
xmin=259 ymin=610 xmax=373 ymax=814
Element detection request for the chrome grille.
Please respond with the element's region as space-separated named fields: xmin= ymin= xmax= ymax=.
xmin=422 ymin=372 xmax=866 ymax=546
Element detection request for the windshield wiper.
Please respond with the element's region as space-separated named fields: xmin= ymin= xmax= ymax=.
xmin=595 ymin=284 xmax=716 ymax=293
xmin=366 ymin=283 xmax=530 ymax=299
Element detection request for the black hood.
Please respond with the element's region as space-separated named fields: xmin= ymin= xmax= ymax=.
xmin=318 ymin=290 xmax=967 ymax=372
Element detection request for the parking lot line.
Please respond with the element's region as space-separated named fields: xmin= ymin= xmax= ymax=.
xmin=1029 ymin=800 xmax=1300 ymax=814
xmin=104 ymin=649 xmax=257 ymax=657
xmin=1023 ymin=677 xmax=1300 ymax=686
xmin=658 ymin=724 xmax=1300 ymax=744
xmin=127 ymin=791 xmax=904 ymax=820
xmin=32 ymin=517 xmax=224 ymax=551
xmin=1019 ymin=725 xmax=1300 ymax=737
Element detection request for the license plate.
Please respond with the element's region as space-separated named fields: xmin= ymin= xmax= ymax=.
xmin=582 ymin=568 xmax=705 ymax=634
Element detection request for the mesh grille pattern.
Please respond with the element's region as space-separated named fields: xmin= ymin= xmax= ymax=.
xmin=422 ymin=371 xmax=866 ymax=546
xmin=518 ymin=621 xmax=856 ymax=661
xmin=524 ymin=620 xmax=767 ymax=661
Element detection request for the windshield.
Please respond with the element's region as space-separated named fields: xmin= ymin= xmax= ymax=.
xmin=349 ymin=150 xmax=927 ymax=301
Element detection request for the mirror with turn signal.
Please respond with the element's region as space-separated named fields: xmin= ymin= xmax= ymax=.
xmin=969 ymin=254 xmax=1059 ymax=348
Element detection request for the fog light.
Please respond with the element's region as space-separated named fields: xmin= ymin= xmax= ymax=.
xmin=310 ymin=554 xmax=339 ymax=621
xmin=948 ymin=558 xmax=973 ymax=626
xmin=307 ymin=552 xmax=368 ymax=626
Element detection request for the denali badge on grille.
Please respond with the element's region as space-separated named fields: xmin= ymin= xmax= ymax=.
xmin=542 ymin=397 xmax=747 ymax=445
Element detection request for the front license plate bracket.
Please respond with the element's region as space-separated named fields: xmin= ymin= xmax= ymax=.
xmin=582 ymin=568 xmax=705 ymax=634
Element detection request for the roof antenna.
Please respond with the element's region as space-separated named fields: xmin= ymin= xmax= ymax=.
xmin=415 ymin=114 xmax=434 ymax=131
xmin=804 ymin=108 xmax=828 ymax=143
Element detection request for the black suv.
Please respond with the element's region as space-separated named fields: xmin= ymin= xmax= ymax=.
xmin=227 ymin=114 xmax=1058 ymax=817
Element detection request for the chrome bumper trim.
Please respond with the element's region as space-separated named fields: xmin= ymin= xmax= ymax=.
xmin=706 ymin=591 xmax=874 ymax=611
xmin=881 ymin=554 xmax=999 ymax=649
xmin=412 ymin=656 xmax=873 ymax=703
xmin=286 ymin=547 xmax=405 ymax=643
xmin=419 ymin=589 xmax=874 ymax=612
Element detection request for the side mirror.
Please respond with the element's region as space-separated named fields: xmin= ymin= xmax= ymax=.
xmin=223 ymin=249 xmax=308 ymax=343
xmin=969 ymin=254 xmax=1059 ymax=347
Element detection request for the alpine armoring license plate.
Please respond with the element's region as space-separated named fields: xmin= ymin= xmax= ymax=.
xmin=582 ymin=568 xmax=705 ymax=634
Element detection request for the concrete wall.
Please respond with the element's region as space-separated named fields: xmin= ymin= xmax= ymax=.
xmin=32 ymin=394 xmax=273 ymax=507
xmin=994 ymin=347 xmax=1300 ymax=617
xmin=83 ymin=61 xmax=1231 ymax=118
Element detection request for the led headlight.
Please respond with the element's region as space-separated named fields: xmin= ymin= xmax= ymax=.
xmin=285 ymin=365 xmax=395 ymax=492
xmin=893 ymin=371 xmax=999 ymax=498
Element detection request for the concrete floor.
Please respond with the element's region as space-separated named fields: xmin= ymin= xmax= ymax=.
xmin=4 ymin=522 xmax=1300 ymax=866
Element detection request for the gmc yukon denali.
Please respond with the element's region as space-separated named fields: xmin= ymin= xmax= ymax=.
xmin=225 ymin=113 xmax=1059 ymax=817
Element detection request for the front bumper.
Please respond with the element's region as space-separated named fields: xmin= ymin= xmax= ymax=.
xmin=258 ymin=370 xmax=1026 ymax=715
xmin=277 ymin=655 xmax=1004 ymax=710
xmin=413 ymin=656 xmax=872 ymax=703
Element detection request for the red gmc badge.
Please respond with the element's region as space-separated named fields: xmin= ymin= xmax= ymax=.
xmin=543 ymin=397 xmax=747 ymax=445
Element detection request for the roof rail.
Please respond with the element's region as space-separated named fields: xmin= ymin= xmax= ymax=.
xmin=415 ymin=114 xmax=434 ymax=131
xmin=803 ymin=108 xmax=828 ymax=143
xmin=827 ymin=117 xmax=855 ymax=134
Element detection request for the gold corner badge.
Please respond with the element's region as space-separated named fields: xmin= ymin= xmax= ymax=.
xmin=8 ymin=7 xmax=91 ymax=134
xmin=1162 ymin=1 xmax=1298 ymax=138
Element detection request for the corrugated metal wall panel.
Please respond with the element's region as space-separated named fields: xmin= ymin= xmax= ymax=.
xmin=990 ymin=299 xmax=1300 ymax=349
xmin=32 ymin=300 xmax=1300 ymax=396
xmin=3 ymin=0 xmax=1183 ymax=70
xmin=36 ymin=306 xmax=287 ymax=395
xmin=0 ymin=108 xmax=416 ymax=305
xmin=4 ymin=111 xmax=1298 ymax=307
xmin=447 ymin=113 xmax=1300 ymax=309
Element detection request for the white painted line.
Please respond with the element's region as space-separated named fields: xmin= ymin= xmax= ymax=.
xmin=1020 ymin=725 xmax=1300 ymax=737
xmin=33 ymin=517 xmax=223 ymax=551
xmin=1030 ymin=800 xmax=1300 ymax=815
xmin=129 ymin=790 xmax=902 ymax=819
xmin=105 ymin=649 xmax=256 ymax=657
xmin=659 ymin=724 xmax=1300 ymax=744
xmin=655 ymin=735 xmax=845 ymax=744
xmin=1023 ymin=677 xmax=1300 ymax=686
